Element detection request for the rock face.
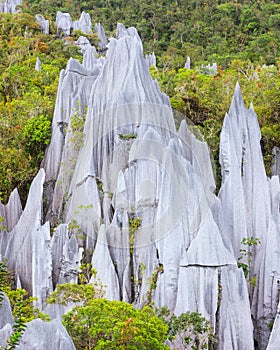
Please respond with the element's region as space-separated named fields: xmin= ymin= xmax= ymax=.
xmin=73 ymin=11 xmax=92 ymax=34
xmin=0 ymin=293 xmax=14 ymax=329
xmin=16 ymin=319 xmax=75 ymax=350
xmin=219 ymin=84 xmax=280 ymax=348
xmin=1 ymin=22 xmax=279 ymax=350
xmin=267 ymin=302 xmax=280 ymax=350
xmin=0 ymin=0 xmax=21 ymax=13
xmin=35 ymin=14 xmax=49 ymax=34
xmin=0 ymin=293 xmax=14 ymax=347
xmin=56 ymin=11 xmax=93 ymax=37
xmin=56 ymin=11 xmax=72 ymax=36
xmin=94 ymin=23 xmax=108 ymax=51
xmin=145 ymin=52 xmax=156 ymax=67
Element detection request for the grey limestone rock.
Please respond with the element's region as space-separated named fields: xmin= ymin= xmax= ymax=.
xmin=90 ymin=225 xmax=120 ymax=300
xmin=4 ymin=170 xmax=53 ymax=308
xmin=94 ymin=23 xmax=108 ymax=51
xmin=41 ymin=25 xmax=255 ymax=348
xmin=56 ymin=11 xmax=72 ymax=36
xmin=145 ymin=52 xmax=156 ymax=67
xmin=0 ymin=188 xmax=22 ymax=232
xmin=267 ymin=302 xmax=280 ymax=350
xmin=0 ymin=293 xmax=14 ymax=329
xmin=5 ymin=21 xmax=277 ymax=349
xmin=75 ymin=36 xmax=91 ymax=54
xmin=219 ymin=84 xmax=280 ymax=349
xmin=35 ymin=57 xmax=41 ymax=71
xmin=0 ymin=323 xmax=13 ymax=348
xmin=0 ymin=0 xmax=21 ymax=13
xmin=35 ymin=14 xmax=49 ymax=34
xmin=15 ymin=319 xmax=75 ymax=350
xmin=73 ymin=11 xmax=92 ymax=34
xmin=50 ymin=224 xmax=83 ymax=288
xmin=185 ymin=56 xmax=191 ymax=69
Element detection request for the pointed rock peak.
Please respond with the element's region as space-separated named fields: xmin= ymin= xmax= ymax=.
xmin=24 ymin=169 xmax=45 ymax=209
xmin=235 ymin=81 xmax=241 ymax=93
xmin=65 ymin=57 xmax=98 ymax=76
xmin=178 ymin=119 xmax=188 ymax=133
xmin=183 ymin=213 xmax=236 ymax=267
xmin=249 ymin=102 xmax=254 ymax=111
xmin=116 ymin=23 xmax=141 ymax=43
xmin=228 ymin=81 xmax=246 ymax=116
xmin=138 ymin=125 xmax=162 ymax=142
xmin=7 ymin=188 xmax=22 ymax=209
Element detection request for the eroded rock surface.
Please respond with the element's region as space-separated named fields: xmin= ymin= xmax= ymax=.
xmin=1 ymin=22 xmax=279 ymax=350
xmin=16 ymin=319 xmax=75 ymax=350
xmin=0 ymin=0 xmax=21 ymax=13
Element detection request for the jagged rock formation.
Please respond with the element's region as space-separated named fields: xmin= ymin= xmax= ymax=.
xmin=55 ymin=11 xmax=108 ymax=49
xmin=72 ymin=11 xmax=92 ymax=34
xmin=267 ymin=301 xmax=280 ymax=349
xmin=0 ymin=293 xmax=14 ymax=329
xmin=56 ymin=11 xmax=72 ymax=36
xmin=0 ymin=0 xmax=21 ymax=13
xmin=35 ymin=14 xmax=49 ymax=34
xmin=145 ymin=52 xmax=156 ymax=67
xmin=94 ymin=23 xmax=108 ymax=51
xmin=16 ymin=319 xmax=75 ymax=350
xmin=0 ymin=23 xmax=279 ymax=350
xmin=35 ymin=57 xmax=41 ymax=71
xmin=185 ymin=56 xmax=191 ymax=69
xmin=218 ymin=85 xmax=280 ymax=348
xmin=0 ymin=293 xmax=14 ymax=347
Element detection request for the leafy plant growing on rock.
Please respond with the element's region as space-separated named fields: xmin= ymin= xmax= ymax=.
xmin=238 ymin=237 xmax=261 ymax=279
xmin=156 ymin=306 xmax=216 ymax=350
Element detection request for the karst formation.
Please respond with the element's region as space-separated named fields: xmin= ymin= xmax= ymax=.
xmin=0 ymin=7 xmax=279 ymax=350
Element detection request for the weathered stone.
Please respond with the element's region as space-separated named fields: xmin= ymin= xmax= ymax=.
xmin=267 ymin=302 xmax=280 ymax=350
xmin=145 ymin=52 xmax=156 ymax=67
xmin=35 ymin=57 xmax=41 ymax=71
xmin=94 ymin=23 xmax=108 ymax=51
xmin=3 ymin=21 xmax=277 ymax=349
xmin=0 ymin=188 xmax=22 ymax=232
xmin=35 ymin=14 xmax=49 ymax=34
xmin=56 ymin=11 xmax=72 ymax=36
xmin=0 ymin=0 xmax=21 ymax=13
xmin=75 ymin=36 xmax=91 ymax=54
xmin=185 ymin=56 xmax=191 ymax=69
xmin=73 ymin=11 xmax=92 ymax=34
xmin=90 ymin=225 xmax=120 ymax=300
xmin=16 ymin=319 xmax=75 ymax=350
xmin=0 ymin=323 xmax=13 ymax=348
xmin=0 ymin=293 xmax=14 ymax=329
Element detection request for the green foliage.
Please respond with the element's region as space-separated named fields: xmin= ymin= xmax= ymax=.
xmin=156 ymin=306 xmax=216 ymax=349
xmin=47 ymin=281 xmax=104 ymax=307
xmin=26 ymin=0 xmax=280 ymax=66
xmin=118 ymin=133 xmax=137 ymax=140
xmin=22 ymin=115 xmax=51 ymax=155
xmin=0 ymin=12 xmax=82 ymax=203
xmin=238 ymin=237 xmax=261 ymax=279
xmin=62 ymin=298 xmax=168 ymax=350
xmin=129 ymin=216 xmax=141 ymax=253
xmin=146 ymin=264 xmax=164 ymax=306
xmin=0 ymin=2 xmax=279 ymax=203
xmin=69 ymin=110 xmax=86 ymax=151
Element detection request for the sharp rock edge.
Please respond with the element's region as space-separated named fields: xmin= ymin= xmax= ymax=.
xmin=1 ymin=24 xmax=279 ymax=350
